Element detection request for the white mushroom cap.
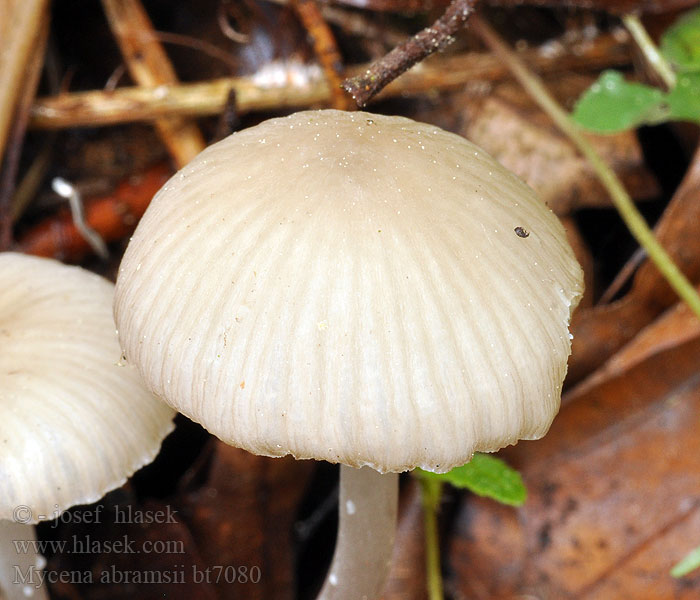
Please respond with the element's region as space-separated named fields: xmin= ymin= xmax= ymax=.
xmin=0 ymin=253 xmax=175 ymax=522
xmin=114 ymin=110 xmax=583 ymax=474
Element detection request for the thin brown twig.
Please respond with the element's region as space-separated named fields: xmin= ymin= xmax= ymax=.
xmin=104 ymin=63 xmax=127 ymax=92
xmin=342 ymin=0 xmax=479 ymax=106
xmin=292 ymin=0 xmax=351 ymax=110
xmin=264 ymin=0 xmax=407 ymax=47
xmin=217 ymin=0 xmax=251 ymax=43
xmin=213 ymin=88 xmax=240 ymax=141
xmin=100 ymin=0 xmax=205 ymax=168
xmin=316 ymin=5 xmax=407 ymax=48
xmin=11 ymin=140 xmax=54 ymax=224
xmin=151 ymin=30 xmax=239 ymax=72
xmin=102 ymin=30 xmax=240 ymax=90
xmin=598 ymin=246 xmax=646 ymax=304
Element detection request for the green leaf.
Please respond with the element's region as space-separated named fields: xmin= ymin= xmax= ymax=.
xmin=572 ymin=8 xmax=700 ymax=132
xmin=661 ymin=7 xmax=700 ymax=73
xmin=571 ymin=70 xmax=667 ymax=132
xmin=671 ymin=544 xmax=700 ymax=577
xmin=417 ymin=454 xmax=527 ymax=506
xmin=665 ymin=73 xmax=700 ymax=123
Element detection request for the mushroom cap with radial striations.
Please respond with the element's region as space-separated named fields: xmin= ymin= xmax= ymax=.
xmin=0 ymin=253 xmax=175 ymax=523
xmin=114 ymin=109 xmax=583 ymax=474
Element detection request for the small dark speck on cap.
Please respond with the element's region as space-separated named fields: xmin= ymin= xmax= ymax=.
xmin=515 ymin=226 xmax=530 ymax=238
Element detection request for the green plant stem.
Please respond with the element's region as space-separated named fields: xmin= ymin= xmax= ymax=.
xmin=420 ymin=476 xmax=444 ymax=600
xmin=621 ymin=14 xmax=677 ymax=89
xmin=473 ymin=15 xmax=700 ymax=322
xmin=671 ymin=543 xmax=700 ymax=577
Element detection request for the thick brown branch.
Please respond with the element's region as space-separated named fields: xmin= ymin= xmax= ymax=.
xmin=0 ymin=0 xmax=50 ymax=165
xmin=30 ymin=32 xmax=631 ymax=129
xmin=100 ymin=0 xmax=205 ymax=167
xmin=0 ymin=19 xmax=48 ymax=250
xmin=342 ymin=0 xmax=478 ymax=106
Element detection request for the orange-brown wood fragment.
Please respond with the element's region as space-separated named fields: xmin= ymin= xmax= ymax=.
xmin=293 ymin=0 xmax=351 ymax=110
xmin=16 ymin=163 xmax=171 ymax=261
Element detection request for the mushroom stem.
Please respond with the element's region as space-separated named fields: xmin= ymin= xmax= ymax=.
xmin=0 ymin=520 xmax=48 ymax=600
xmin=318 ymin=465 xmax=398 ymax=600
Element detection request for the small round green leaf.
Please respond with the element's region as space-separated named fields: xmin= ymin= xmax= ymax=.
xmin=417 ymin=454 xmax=527 ymax=506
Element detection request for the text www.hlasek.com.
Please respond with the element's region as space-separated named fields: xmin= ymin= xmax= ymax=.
xmin=13 ymin=535 xmax=185 ymax=555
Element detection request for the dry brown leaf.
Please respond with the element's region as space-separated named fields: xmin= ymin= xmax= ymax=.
xmin=445 ymin=309 xmax=700 ymax=599
xmin=47 ymin=493 xmax=219 ymax=600
xmin=461 ymin=94 xmax=658 ymax=216
xmin=570 ymin=288 xmax=700 ymax=399
xmin=178 ymin=443 xmax=315 ymax=600
xmin=45 ymin=441 xmax=315 ymax=599
xmin=569 ymin=147 xmax=700 ymax=382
